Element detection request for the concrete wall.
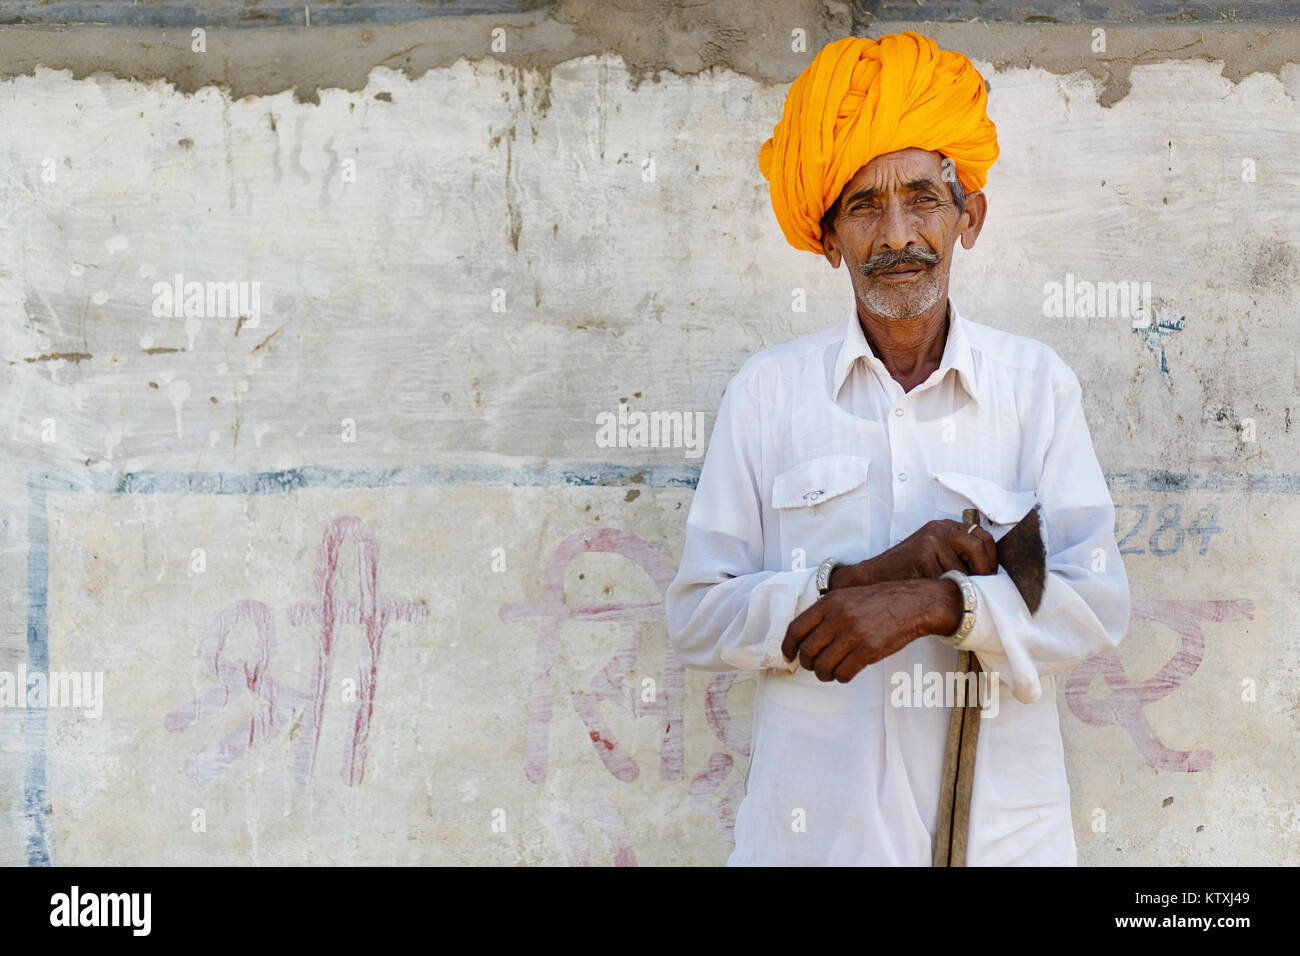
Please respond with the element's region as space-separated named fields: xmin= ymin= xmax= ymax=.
xmin=2 ymin=2 xmax=1298 ymax=865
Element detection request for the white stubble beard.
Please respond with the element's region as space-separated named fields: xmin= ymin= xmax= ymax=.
xmin=860 ymin=267 xmax=944 ymax=320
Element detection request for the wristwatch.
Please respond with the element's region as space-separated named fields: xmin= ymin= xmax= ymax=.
xmin=938 ymin=569 xmax=977 ymax=646
xmin=816 ymin=557 xmax=841 ymax=596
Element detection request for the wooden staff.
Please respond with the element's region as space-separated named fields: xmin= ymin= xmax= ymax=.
xmin=932 ymin=507 xmax=983 ymax=867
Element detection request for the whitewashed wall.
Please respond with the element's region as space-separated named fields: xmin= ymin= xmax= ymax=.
xmin=2 ymin=39 xmax=1298 ymax=865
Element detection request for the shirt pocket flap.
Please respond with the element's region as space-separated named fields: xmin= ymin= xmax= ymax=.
xmin=932 ymin=472 xmax=1037 ymax=525
xmin=772 ymin=455 xmax=871 ymax=510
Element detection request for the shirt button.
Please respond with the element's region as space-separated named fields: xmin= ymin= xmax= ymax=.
xmin=894 ymin=407 xmax=904 ymax=417
xmin=897 ymin=472 xmax=907 ymax=482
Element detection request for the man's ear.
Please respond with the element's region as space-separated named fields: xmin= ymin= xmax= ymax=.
xmin=958 ymin=190 xmax=988 ymax=250
xmin=821 ymin=223 xmax=843 ymax=269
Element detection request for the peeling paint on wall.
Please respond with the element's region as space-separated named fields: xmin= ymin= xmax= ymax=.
xmin=0 ymin=3 xmax=1298 ymax=105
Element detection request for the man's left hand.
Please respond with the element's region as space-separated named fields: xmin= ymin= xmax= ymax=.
xmin=782 ymin=578 xmax=964 ymax=682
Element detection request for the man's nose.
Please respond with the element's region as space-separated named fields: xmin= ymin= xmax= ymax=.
xmin=876 ymin=197 xmax=919 ymax=253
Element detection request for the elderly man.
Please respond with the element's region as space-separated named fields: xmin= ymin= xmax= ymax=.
xmin=665 ymin=32 xmax=1130 ymax=866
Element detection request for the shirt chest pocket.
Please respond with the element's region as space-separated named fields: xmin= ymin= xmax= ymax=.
xmin=931 ymin=471 xmax=1038 ymax=535
xmin=770 ymin=455 xmax=872 ymax=566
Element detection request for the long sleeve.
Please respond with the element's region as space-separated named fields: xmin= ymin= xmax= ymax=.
xmin=956 ymin=360 xmax=1131 ymax=704
xmin=665 ymin=365 xmax=821 ymax=672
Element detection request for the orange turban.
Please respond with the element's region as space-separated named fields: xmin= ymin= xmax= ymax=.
xmin=758 ymin=31 xmax=999 ymax=255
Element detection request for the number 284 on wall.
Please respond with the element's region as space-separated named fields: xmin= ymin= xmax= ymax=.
xmin=1113 ymin=502 xmax=1222 ymax=557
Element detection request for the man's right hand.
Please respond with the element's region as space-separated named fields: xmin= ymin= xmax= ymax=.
xmin=828 ymin=519 xmax=997 ymax=590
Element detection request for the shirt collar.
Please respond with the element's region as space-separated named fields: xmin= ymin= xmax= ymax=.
xmin=832 ymin=298 xmax=983 ymax=411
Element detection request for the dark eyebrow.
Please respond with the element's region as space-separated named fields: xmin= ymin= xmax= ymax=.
xmin=841 ymin=178 xmax=944 ymax=209
xmin=904 ymin=177 xmax=943 ymax=193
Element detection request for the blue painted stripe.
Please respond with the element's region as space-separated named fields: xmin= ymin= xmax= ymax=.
xmin=1102 ymin=470 xmax=1300 ymax=494
xmin=23 ymin=462 xmax=1300 ymax=495
xmin=31 ymin=462 xmax=703 ymax=495
xmin=25 ymin=478 xmax=51 ymax=867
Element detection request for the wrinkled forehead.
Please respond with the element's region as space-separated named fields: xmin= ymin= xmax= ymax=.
xmin=840 ymin=148 xmax=950 ymax=196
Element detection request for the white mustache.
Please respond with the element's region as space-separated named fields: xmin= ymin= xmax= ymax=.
xmin=861 ymin=250 xmax=942 ymax=276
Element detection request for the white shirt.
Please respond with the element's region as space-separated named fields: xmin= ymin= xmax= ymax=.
xmin=665 ymin=299 xmax=1130 ymax=866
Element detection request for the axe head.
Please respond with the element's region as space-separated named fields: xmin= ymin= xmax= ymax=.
xmin=992 ymin=504 xmax=1048 ymax=614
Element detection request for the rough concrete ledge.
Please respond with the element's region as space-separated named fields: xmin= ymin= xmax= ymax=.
xmin=0 ymin=1 xmax=1295 ymax=104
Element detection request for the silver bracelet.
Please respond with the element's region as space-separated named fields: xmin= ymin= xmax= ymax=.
xmin=816 ymin=557 xmax=840 ymax=596
xmin=938 ymin=569 xmax=977 ymax=646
